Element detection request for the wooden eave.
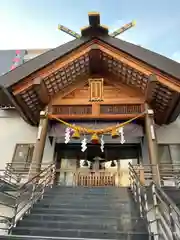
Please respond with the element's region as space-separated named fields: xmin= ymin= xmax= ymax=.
xmin=0 ymin=37 xmax=180 ymax=125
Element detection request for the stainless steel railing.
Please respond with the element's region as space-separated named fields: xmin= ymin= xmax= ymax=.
xmin=129 ymin=162 xmax=180 ymax=240
xmin=0 ymin=163 xmax=56 ymax=234
xmin=129 ymin=163 xmax=156 ymax=238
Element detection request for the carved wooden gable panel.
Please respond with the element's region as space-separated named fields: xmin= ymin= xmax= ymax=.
xmin=89 ymin=78 xmax=104 ymax=102
xmin=52 ymin=77 xmax=144 ymax=104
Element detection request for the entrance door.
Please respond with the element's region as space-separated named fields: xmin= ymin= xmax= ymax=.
xmin=55 ymin=143 xmax=140 ymax=187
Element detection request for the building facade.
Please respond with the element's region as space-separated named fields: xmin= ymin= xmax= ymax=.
xmin=1 ymin=13 xmax=180 ymax=187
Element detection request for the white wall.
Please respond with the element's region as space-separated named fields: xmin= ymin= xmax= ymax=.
xmin=0 ymin=110 xmax=37 ymax=170
xmin=156 ymin=117 xmax=180 ymax=144
xmin=42 ymin=136 xmax=55 ymax=164
xmin=0 ymin=110 xmax=55 ymax=170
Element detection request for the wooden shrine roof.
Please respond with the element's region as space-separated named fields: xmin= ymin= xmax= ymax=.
xmin=1 ymin=35 xmax=180 ymax=89
xmin=99 ymin=36 xmax=180 ymax=80
xmin=0 ymin=12 xmax=180 ymax=126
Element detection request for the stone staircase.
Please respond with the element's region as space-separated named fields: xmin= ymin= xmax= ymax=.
xmin=0 ymin=186 xmax=152 ymax=240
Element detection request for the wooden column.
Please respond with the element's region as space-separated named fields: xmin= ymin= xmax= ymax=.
xmin=144 ymin=103 xmax=160 ymax=184
xmin=29 ymin=110 xmax=48 ymax=179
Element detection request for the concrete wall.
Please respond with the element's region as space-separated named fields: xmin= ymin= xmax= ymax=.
xmin=156 ymin=116 xmax=180 ymax=144
xmin=0 ymin=50 xmax=26 ymax=76
xmin=0 ymin=110 xmax=54 ymax=170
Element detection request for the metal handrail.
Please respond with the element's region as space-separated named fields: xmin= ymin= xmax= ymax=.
xmin=153 ymin=183 xmax=180 ymax=217
xmin=152 ymin=182 xmax=180 ymax=239
xmin=128 ymin=163 xmax=154 ymax=238
xmin=0 ymin=162 xmax=56 ymax=234
xmin=129 ymin=162 xmax=180 ymax=239
xmin=6 ymin=162 xmax=53 ymax=175
xmin=0 ymin=167 xmax=21 ymax=185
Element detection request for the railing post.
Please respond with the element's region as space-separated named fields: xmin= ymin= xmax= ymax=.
xmin=152 ymin=183 xmax=160 ymax=239
xmin=137 ymin=181 xmax=143 ymax=218
xmin=168 ymin=205 xmax=177 ymax=240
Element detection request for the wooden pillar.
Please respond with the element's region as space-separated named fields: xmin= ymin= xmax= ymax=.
xmin=29 ymin=110 xmax=48 ymax=179
xmin=144 ymin=103 xmax=160 ymax=184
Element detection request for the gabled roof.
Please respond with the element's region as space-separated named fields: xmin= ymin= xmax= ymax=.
xmin=99 ymin=36 xmax=180 ymax=80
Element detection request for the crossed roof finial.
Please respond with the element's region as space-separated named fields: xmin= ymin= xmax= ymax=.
xmin=58 ymin=12 xmax=135 ymax=39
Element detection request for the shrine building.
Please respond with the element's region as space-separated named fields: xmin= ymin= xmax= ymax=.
xmin=0 ymin=12 xmax=180 ymax=186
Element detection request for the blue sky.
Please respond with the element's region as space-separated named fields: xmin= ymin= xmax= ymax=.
xmin=0 ymin=0 xmax=180 ymax=62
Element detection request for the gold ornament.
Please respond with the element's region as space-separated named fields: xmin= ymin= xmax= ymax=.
xmin=91 ymin=133 xmax=99 ymax=144
xmin=111 ymin=129 xmax=119 ymax=138
xmin=72 ymin=130 xmax=80 ymax=139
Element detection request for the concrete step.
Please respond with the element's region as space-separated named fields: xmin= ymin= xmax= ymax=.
xmin=44 ymin=186 xmax=131 ymax=198
xmin=12 ymin=227 xmax=151 ymax=239
xmin=31 ymin=207 xmax=139 ymax=217
xmin=40 ymin=197 xmax=133 ymax=205
xmin=17 ymin=218 xmax=147 ymax=232
xmin=33 ymin=202 xmax=133 ymax=210
xmin=0 ymin=234 xmax=152 ymax=240
xmin=24 ymin=213 xmax=141 ymax=222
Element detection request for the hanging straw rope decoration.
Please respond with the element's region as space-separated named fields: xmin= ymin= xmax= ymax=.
xmin=48 ymin=111 xmax=146 ymax=135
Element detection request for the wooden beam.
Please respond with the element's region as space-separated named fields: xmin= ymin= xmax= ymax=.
xmin=33 ymin=78 xmax=49 ymax=105
xmin=145 ymin=74 xmax=158 ymax=103
xmin=49 ymin=113 xmax=144 ymax=120
xmin=52 ymin=98 xmax=144 ymax=105
xmin=97 ymin=42 xmax=180 ymax=92
xmin=92 ymin=103 xmax=100 ymax=116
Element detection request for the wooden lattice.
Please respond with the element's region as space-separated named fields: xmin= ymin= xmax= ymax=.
xmin=43 ymin=54 xmax=89 ymax=96
xmin=100 ymin=51 xmax=148 ymax=93
xmin=20 ymin=87 xmax=42 ymax=114
xmin=151 ymin=82 xmax=173 ymax=113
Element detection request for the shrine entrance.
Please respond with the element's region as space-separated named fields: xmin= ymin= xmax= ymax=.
xmin=77 ymin=171 xmax=116 ymax=187
xmin=55 ymin=143 xmax=140 ymax=187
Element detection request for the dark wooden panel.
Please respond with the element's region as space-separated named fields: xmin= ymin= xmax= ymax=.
xmin=100 ymin=104 xmax=142 ymax=114
xmin=52 ymin=105 xmax=92 ymax=115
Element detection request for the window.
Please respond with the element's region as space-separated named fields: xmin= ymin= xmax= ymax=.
xmin=11 ymin=144 xmax=34 ymax=173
